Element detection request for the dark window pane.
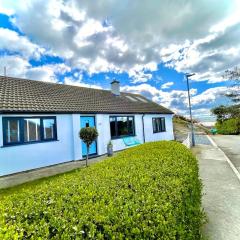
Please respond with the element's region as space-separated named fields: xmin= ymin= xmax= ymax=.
xmin=5 ymin=119 xmax=20 ymax=143
xmin=117 ymin=117 xmax=128 ymax=136
xmin=128 ymin=117 xmax=134 ymax=135
xmin=161 ymin=118 xmax=166 ymax=131
xmin=154 ymin=118 xmax=159 ymax=132
xmin=24 ymin=118 xmax=41 ymax=142
xmin=153 ymin=118 xmax=157 ymax=132
xmin=3 ymin=117 xmax=57 ymax=146
xmin=110 ymin=117 xmax=116 ymax=137
xmin=153 ymin=117 xmax=166 ymax=133
xmin=43 ymin=119 xmax=55 ymax=140
xmin=110 ymin=116 xmax=135 ymax=138
xmin=157 ymin=118 xmax=161 ymax=132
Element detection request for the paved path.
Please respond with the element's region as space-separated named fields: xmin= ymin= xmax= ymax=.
xmin=192 ymin=144 xmax=240 ymax=240
xmin=195 ymin=134 xmax=212 ymax=145
xmin=211 ymin=135 xmax=240 ymax=173
xmin=0 ymin=155 xmax=107 ymax=189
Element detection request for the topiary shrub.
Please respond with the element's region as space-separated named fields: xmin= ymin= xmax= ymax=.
xmin=79 ymin=127 xmax=98 ymax=166
xmin=215 ymin=118 xmax=240 ymax=135
xmin=0 ymin=141 xmax=203 ymax=239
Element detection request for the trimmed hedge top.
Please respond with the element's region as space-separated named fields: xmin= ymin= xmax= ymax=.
xmin=0 ymin=141 xmax=203 ymax=239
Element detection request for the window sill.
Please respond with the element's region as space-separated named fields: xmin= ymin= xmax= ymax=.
xmin=111 ymin=135 xmax=136 ymax=140
xmin=1 ymin=139 xmax=59 ymax=148
xmin=153 ymin=131 xmax=166 ymax=134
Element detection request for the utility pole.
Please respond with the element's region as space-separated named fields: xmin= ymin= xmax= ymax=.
xmin=185 ymin=73 xmax=195 ymax=146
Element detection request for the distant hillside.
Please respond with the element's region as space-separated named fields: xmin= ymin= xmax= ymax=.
xmin=173 ymin=115 xmax=210 ymax=142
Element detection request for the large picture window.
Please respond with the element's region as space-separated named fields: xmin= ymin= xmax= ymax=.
xmin=2 ymin=117 xmax=57 ymax=146
xmin=110 ymin=116 xmax=135 ymax=138
xmin=152 ymin=117 xmax=166 ymax=133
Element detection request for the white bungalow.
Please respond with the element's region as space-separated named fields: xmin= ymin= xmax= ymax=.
xmin=0 ymin=76 xmax=174 ymax=176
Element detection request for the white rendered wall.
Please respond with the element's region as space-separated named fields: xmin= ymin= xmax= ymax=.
xmin=0 ymin=114 xmax=75 ymax=176
xmin=143 ymin=114 xmax=174 ymax=142
xmin=96 ymin=114 xmax=145 ymax=153
xmin=96 ymin=114 xmax=173 ymax=154
xmin=72 ymin=114 xmax=82 ymax=160
xmin=0 ymin=116 xmax=2 ymax=149
xmin=95 ymin=114 xmax=109 ymax=155
xmin=0 ymin=113 xmax=174 ymax=176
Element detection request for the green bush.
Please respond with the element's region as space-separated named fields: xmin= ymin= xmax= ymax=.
xmin=215 ymin=118 xmax=240 ymax=135
xmin=0 ymin=141 xmax=203 ymax=239
xmin=79 ymin=127 xmax=98 ymax=147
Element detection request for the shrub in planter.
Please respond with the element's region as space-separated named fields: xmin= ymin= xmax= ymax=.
xmin=107 ymin=140 xmax=113 ymax=156
xmin=0 ymin=141 xmax=203 ymax=239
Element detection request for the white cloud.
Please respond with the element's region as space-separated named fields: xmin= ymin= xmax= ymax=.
xmin=0 ymin=55 xmax=30 ymax=77
xmin=25 ymin=63 xmax=71 ymax=83
xmin=0 ymin=0 xmax=239 ymax=123
xmin=75 ymin=19 xmax=109 ymax=42
xmin=64 ymin=76 xmax=103 ymax=89
xmin=163 ymin=10 xmax=240 ymax=83
xmin=2 ymin=0 xmax=238 ymax=82
xmin=191 ymin=86 xmax=229 ymax=105
xmin=0 ymin=0 xmax=15 ymax=15
xmin=121 ymin=83 xmax=228 ymax=121
xmin=161 ymin=81 xmax=174 ymax=89
xmin=128 ymin=62 xmax=157 ymax=83
xmin=210 ymin=0 xmax=240 ymax=33
xmin=0 ymin=28 xmax=45 ymax=59
xmin=25 ymin=67 xmax=58 ymax=83
xmin=0 ymin=54 xmax=71 ymax=83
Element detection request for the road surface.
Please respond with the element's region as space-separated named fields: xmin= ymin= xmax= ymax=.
xmin=211 ymin=135 xmax=240 ymax=173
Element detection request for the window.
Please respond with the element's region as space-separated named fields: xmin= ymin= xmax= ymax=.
xmin=117 ymin=117 xmax=128 ymax=136
xmin=110 ymin=117 xmax=117 ymax=137
xmin=24 ymin=118 xmax=41 ymax=142
xmin=110 ymin=116 xmax=135 ymax=138
xmin=152 ymin=117 xmax=166 ymax=133
xmin=4 ymin=119 xmax=20 ymax=144
xmin=2 ymin=117 xmax=57 ymax=146
xmin=135 ymin=96 xmax=148 ymax=103
xmin=128 ymin=117 xmax=134 ymax=135
xmin=125 ymin=95 xmax=138 ymax=102
xmin=43 ymin=119 xmax=56 ymax=140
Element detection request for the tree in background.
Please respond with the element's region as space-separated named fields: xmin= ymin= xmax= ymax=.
xmin=211 ymin=66 xmax=240 ymax=134
xmin=211 ymin=105 xmax=229 ymax=122
xmin=79 ymin=127 xmax=98 ymax=167
xmin=222 ymin=66 xmax=240 ymax=118
xmin=223 ymin=66 xmax=240 ymax=103
xmin=211 ymin=105 xmax=240 ymax=122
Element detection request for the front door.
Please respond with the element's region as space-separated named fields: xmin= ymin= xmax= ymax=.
xmin=80 ymin=116 xmax=97 ymax=157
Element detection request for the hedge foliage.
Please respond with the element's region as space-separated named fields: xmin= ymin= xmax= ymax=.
xmin=215 ymin=118 xmax=240 ymax=135
xmin=0 ymin=141 xmax=203 ymax=239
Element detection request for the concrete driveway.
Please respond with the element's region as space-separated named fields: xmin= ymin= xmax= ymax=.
xmin=211 ymin=135 xmax=240 ymax=172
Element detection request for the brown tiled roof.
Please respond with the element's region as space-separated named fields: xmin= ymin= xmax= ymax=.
xmin=0 ymin=76 xmax=173 ymax=114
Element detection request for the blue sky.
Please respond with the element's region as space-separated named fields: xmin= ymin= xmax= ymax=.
xmin=0 ymin=0 xmax=239 ymax=124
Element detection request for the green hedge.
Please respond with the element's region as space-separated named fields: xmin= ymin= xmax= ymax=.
xmin=215 ymin=118 xmax=240 ymax=135
xmin=0 ymin=141 xmax=203 ymax=239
